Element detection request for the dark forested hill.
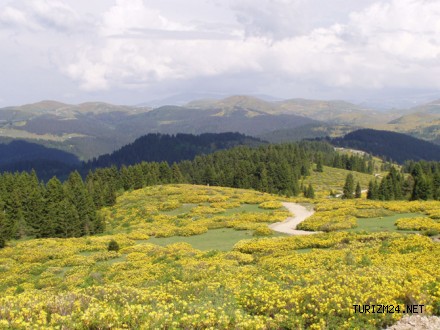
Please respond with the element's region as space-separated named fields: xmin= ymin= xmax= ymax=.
xmin=0 ymin=140 xmax=79 ymax=166
xmin=329 ymin=129 xmax=440 ymax=163
xmin=84 ymin=132 xmax=265 ymax=169
xmin=0 ymin=140 xmax=79 ymax=179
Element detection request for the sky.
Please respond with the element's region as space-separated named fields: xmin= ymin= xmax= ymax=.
xmin=1 ymin=0 xmax=440 ymax=108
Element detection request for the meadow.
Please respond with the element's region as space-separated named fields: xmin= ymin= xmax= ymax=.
xmin=0 ymin=184 xmax=439 ymax=329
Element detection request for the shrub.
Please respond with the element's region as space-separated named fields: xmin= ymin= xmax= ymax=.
xmin=107 ymin=239 xmax=120 ymax=252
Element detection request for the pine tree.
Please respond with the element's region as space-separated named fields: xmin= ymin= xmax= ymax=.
xmin=171 ymin=163 xmax=184 ymax=183
xmin=411 ymin=175 xmax=431 ymax=200
xmin=316 ymin=155 xmax=324 ymax=172
xmin=56 ymin=199 xmax=80 ymax=238
xmin=300 ymin=164 xmax=310 ymax=177
xmin=355 ymin=182 xmax=362 ymax=198
xmin=367 ymin=180 xmax=378 ymax=199
xmin=64 ymin=171 xmax=99 ymax=236
xmin=305 ymin=183 xmax=315 ymax=199
xmin=0 ymin=200 xmax=7 ymax=248
xmin=342 ymin=173 xmax=355 ymax=199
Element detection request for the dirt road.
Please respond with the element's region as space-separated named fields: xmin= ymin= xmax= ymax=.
xmin=269 ymin=202 xmax=317 ymax=235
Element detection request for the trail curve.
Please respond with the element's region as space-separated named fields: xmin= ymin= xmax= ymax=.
xmin=269 ymin=202 xmax=317 ymax=235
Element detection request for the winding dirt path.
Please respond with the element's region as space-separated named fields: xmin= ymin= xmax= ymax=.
xmin=269 ymin=202 xmax=317 ymax=235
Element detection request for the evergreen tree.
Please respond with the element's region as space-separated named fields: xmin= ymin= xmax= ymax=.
xmin=367 ymin=180 xmax=379 ymax=200
xmin=56 ymin=199 xmax=80 ymax=238
xmin=171 ymin=163 xmax=184 ymax=183
xmin=0 ymin=200 xmax=7 ymax=248
xmin=305 ymin=183 xmax=315 ymax=199
xmin=355 ymin=182 xmax=362 ymax=198
xmin=316 ymin=155 xmax=324 ymax=172
xmin=342 ymin=173 xmax=355 ymax=199
xmin=411 ymin=174 xmax=431 ymax=200
xmin=300 ymin=164 xmax=310 ymax=177
xmin=64 ymin=171 xmax=99 ymax=236
xmin=4 ymin=189 xmax=25 ymax=239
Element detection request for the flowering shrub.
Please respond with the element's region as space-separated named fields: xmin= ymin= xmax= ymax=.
xmin=1 ymin=185 xmax=439 ymax=329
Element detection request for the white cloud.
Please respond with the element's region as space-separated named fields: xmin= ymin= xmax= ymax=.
xmin=2 ymin=0 xmax=440 ymax=104
xmin=0 ymin=0 xmax=87 ymax=32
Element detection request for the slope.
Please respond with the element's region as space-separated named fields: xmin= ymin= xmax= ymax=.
xmin=84 ymin=132 xmax=265 ymax=168
xmin=330 ymin=129 xmax=440 ymax=163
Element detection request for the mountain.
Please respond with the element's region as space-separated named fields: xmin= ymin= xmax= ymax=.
xmin=329 ymin=129 xmax=440 ymax=163
xmin=0 ymin=101 xmax=152 ymax=160
xmin=84 ymin=132 xmax=265 ymax=169
xmin=258 ymin=123 xmax=357 ymax=143
xmin=384 ymin=99 xmax=440 ymax=144
xmin=0 ymin=98 xmax=315 ymax=159
xmin=3 ymin=96 xmax=440 ymax=161
xmin=187 ymin=96 xmax=397 ymax=126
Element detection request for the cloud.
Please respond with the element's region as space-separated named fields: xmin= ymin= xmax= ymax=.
xmin=0 ymin=0 xmax=86 ymax=32
xmin=3 ymin=0 xmax=440 ymax=103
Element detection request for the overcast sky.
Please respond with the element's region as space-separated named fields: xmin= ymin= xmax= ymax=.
xmin=1 ymin=0 xmax=440 ymax=107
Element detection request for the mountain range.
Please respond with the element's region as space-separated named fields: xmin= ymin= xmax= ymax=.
xmin=1 ymin=95 xmax=440 ymax=160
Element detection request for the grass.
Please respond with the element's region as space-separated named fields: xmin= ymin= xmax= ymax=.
xmin=221 ymin=204 xmax=277 ymax=216
xmin=160 ymin=203 xmax=279 ymax=217
xmin=346 ymin=213 xmax=425 ymax=233
xmin=148 ymin=228 xmax=286 ymax=251
xmin=303 ymin=166 xmax=374 ymax=193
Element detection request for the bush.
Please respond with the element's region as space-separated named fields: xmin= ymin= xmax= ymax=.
xmin=422 ymin=229 xmax=439 ymax=237
xmin=107 ymin=239 xmax=120 ymax=252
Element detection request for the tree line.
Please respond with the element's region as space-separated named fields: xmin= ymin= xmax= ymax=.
xmin=367 ymin=160 xmax=440 ymax=201
xmin=0 ymin=141 xmax=373 ymax=247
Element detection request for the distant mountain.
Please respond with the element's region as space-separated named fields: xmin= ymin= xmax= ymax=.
xmin=0 ymin=98 xmax=315 ymax=159
xmin=258 ymin=123 xmax=357 ymax=143
xmin=84 ymin=132 xmax=265 ymax=169
xmin=384 ymin=99 xmax=440 ymax=144
xmin=329 ymin=129 xmax=440 ymax=163
xmin=3 ymin=96 xmax=440 ymax=161
xmin=187 ymin=96 xmax=396 ymax=126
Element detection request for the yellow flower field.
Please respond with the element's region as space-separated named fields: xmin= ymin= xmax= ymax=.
xmin=0 ymin=184 xmax=439 ymax=329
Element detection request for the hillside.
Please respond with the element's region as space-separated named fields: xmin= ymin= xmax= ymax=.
xmin=258 ymin=123 xmax=356 ymax=143
xmin=1 ymin=184 xmax=439 ymax=329
xmin=84 ymin=132 xmax=265 ymax=169
xmin=330 ymin=129 xmax=440 ymax=163
xmin=0 ymin=99 xmax=315 ymax=159
xmin=384 ymin=99 xmax=440 ymax=144
xmin=0 ymin=140 xmax=79 ymax=178
xmin=3 ymin=96 xmax=440 ymax=161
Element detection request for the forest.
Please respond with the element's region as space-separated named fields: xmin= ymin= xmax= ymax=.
xmin=2 ymin=136 xmax=440 ymax=247
xmin=0 ymin=140 xmax=373 ymax=247
xmin=367 ymin=161 xmax=440 ymax=201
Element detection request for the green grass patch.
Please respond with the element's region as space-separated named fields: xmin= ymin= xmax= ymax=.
xmin=303 ymin=166 xmax=374 ymax=193
xmin=221 ymin=204 xmax=278 ymax=216
xmin=346 ymin=213 xmax=426 ymax=233
xmin=295 ymin=248 xmax=313 ymax=254
xmin=148 ymin=228 xmax=285 ymax=251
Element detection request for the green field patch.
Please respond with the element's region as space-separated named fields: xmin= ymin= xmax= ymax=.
xmin=346 ymin=213 xmax=426 ymax=233
xmin=221 ymin=204 xmax=279 ymax=216
xmin=78 ymin=251 xmax=96 ymax=256
xmin=148 ymin=228 xmax=285 ymax=251
xmin=98 ymin=255 xmax=127 ymax=265
xmin=295 ymin=248 xmax=313 ymax=254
